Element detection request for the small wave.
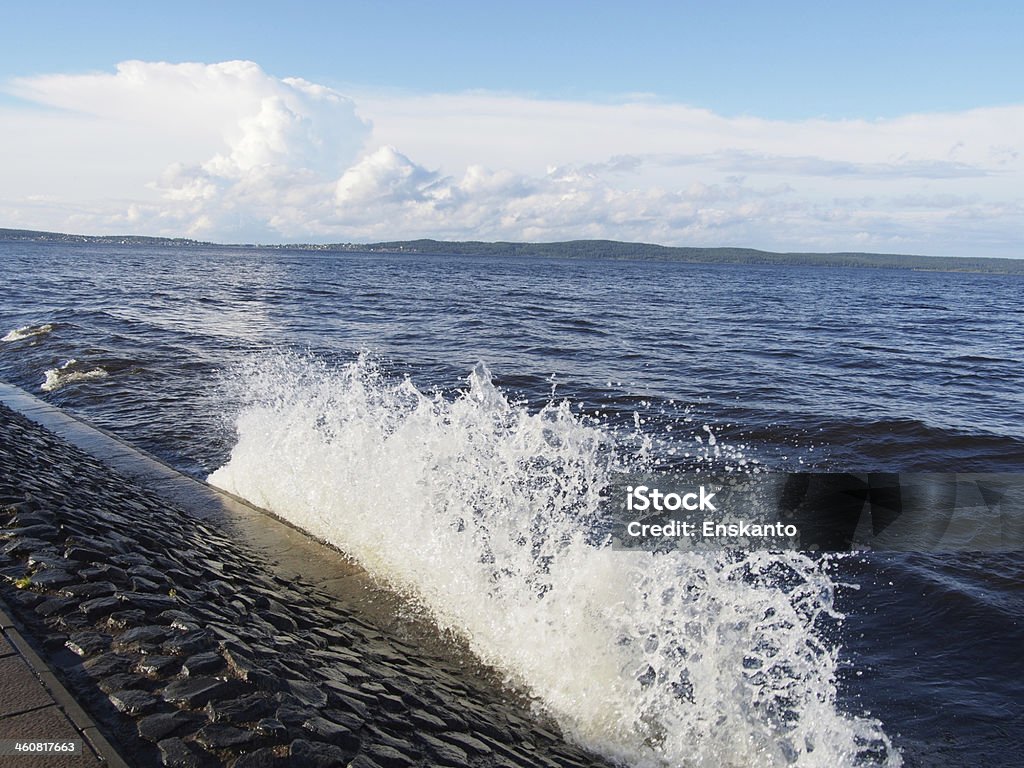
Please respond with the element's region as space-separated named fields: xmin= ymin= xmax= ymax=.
xmin=41 ymin=359 xmax=109 ymax=392
xmin=2 ymin=323 xmax=54 ymax=342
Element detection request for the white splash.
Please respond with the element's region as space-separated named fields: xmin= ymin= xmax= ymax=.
xmin=3 ymin=323 xmax=54 ymax=342
xmin=41 ymin=358 xmax=109 ymax=392
xmin=209 ymin=353 xmax=898 ymax=767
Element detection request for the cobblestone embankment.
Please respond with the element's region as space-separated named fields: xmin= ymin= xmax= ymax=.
xmin=0 ymin=402 xmax=613 ymax=768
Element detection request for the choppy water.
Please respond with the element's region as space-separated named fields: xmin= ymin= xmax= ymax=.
xmin=2 ymin=240 xmax=1022 ymax=766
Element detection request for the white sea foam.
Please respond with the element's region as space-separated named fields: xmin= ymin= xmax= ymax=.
xmin=209 ymin=353 xmax=899 ymax=767
xmin=41 ymin=359 xmax=109 ymax=392
xmin=2 ymin=323 xmax=54 ymax=342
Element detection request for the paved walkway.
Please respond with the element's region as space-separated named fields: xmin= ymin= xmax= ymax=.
xmin=0 ymin=601 xmax=126 ymax=766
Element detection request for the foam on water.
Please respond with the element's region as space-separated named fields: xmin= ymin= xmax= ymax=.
xmin=209 ymin=353 xmax=899 ymax=767
xmin=3 ymin=322 xmax=54 ymax=342
xmin=41 ymin=358 xmax=109 ymax=392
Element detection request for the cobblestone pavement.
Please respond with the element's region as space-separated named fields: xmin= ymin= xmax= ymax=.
xmin=0 ymin=401 xmax=614 ymax=767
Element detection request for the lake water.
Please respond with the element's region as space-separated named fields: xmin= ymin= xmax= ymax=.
xmin=2 ymin=241 xmax=1022 ymax=767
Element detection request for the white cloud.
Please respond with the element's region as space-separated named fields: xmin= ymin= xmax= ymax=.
xmin=1 ymin=60 xmax=1022 ymax=256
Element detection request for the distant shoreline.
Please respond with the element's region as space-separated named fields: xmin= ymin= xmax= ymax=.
xmin=2 ymin=226 xmax=1022 ymax=275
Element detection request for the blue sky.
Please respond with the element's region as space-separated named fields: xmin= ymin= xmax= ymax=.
xmin=1 ymin=2 xmax=1022 ymax=255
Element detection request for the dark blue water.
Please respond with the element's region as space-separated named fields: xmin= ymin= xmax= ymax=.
xmin=2 ymin=241 xmax=1022 ymax=766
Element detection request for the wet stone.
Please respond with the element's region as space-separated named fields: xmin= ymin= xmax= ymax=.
xmin=183 ymin=651 xmax=224 ymax=677
xmin=302 ymin=716 xmax=360 ymax=751
xmin=129 ymin=564 xmax=167 ymax=582
xmin=59 ymin=580 xmax=118 ymax=598
xmin=64 ymin=545 xmax=108 ymax=562
xmin=286 ymin=679 xmax=327 ymax=708
xmin=366 ymin=744 xmax=416 ymax=768
xmin=441 ymin=730 xmax=494 ymax=756
xmin=137 ymin=655 xmax=181 ymax=677
xmin=115 ymin=624 xmax=171 ymax=651
xmin=83 ymin=564 xmax=130 ymax=584
xmin=138 ymin=710 xmax=202 ymax=742
xmin=35 ymin=595 xmax=76 ymax=617
xmin=163 ymin=676 xmax=235 ymax=708
xmin=288 ymin=738 xmax=359 ymax=768
xmin=29 ymin=568 xmax=75 ymax=588
xmin=132 ymin=575 xmax=164 ymax=592
xmin=84 ymin=651 xmax=134 ymax=677
xmin=204 ymin=692 xmax=275 ymax=724
xmin=80 ymin=595 xmax=121 ymax=620
xmin=106 ymin=609 xmax=147 ymax=630
xmin=65 ymin=631 xmax=110 ymax=656
xmin=110 ymin=688 xmax=162 ymax=716
xmin=264 ymin=611 xmax=297 ymax=633
xmin=421 ymin=734 xmax=469 ymax=766
xmin=230 ymin=748 xmax=279 ymax=768
xmin=157 ymin=736 xmax=212 ymax=768
xmin=117 ymin=590 xmax=178 ymax=614
xmin=99 ymin=673 xmax=148 ymax=694
xmin=195 ymin=723 xmax=257 ymax=749
xmin=409 ymin=710 xmax=447 ymax=732
xmin=274 ymin=704 xmax=313 ymax=728
xmin=165 ymin=630 xmax=216 ymax=656
xmin=255 ymin=718 xmax=286 ymax=740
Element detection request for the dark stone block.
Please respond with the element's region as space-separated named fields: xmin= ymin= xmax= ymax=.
xmin=421 ymin=734 xmax=468 ymax=766
xmin=230 ymin=748 xmax=280 ymax=768
xmin=204 ymin=692 xmax=275 ymax=724
xmin=195 ymin=723 xmax=257 ymax=749
xmin=110 ymin=688 xmax=162 ymax=716
xmin=255 ymin=718 xmax=287 ymax=740
xmin=409 ymin=710 xmax=447 ymax=732
xmin=34 ymin=593 xmax=75 ymax=618
xmin=274 ymin=704 xmax=313 ymax=728
xmin=440 ymin=731 xmax=494 ymax=756
xmin=302 ymin=716 xmax=360 ymax=751
xmin=115 ymin=624 xmax=170 ymax=651
xmin=80 ymin=595 xmax=121 ymax=620
xmin=138 ymin=711 xmax=202 ymax=742
xmin=132 ymin=575 xmax=164 ymax=592
xmin=137 ymin=655 xmax=182 ymax=677
xmin=366 ymin=743 xmax=416 ymax=768
xmin=183 ymin=651 xmax=224 ymax=677
xmin=164 ymin=630 xmax=216 ymax=656
xmin=64 ymin=545 xmax=108 ymax=562
xmin=264 ymin=611 xmax=297 ymax=633
xmin=116 ymin=591 xmax=177 ymax=614
xmin=157 ymin=736 xmax=212 ymax=768
xmin=99 ymin=673 xmax=147 ymax=695
xmin=65 ymin=631 xmax=111 ymax=656
xmin=29 ymin=568 xmax=75 ymax=588
xmin=288 ymin=739 xmax=359 ymax=768
xmin=106 ymin=609 xmax=147 ymax=630
xmin=163 ymin=676 xmax=235 ymax=708
xmin=286 ymin=679 xmax=327 ymax=708
xmin=60 ymin=580 xmax=118 ymax=598
xmin=129 ymin=564 xmax=167 ymax=583
xmin=83 ymin=651 xmax=134 ymax=677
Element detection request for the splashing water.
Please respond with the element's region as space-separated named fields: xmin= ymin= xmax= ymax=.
xmin=209 ymin=353 xmax=898 ymax=767
xmin=3 ymin=322 xmax=54 ymax=342
xmin=41 ymin=358 xmax=109 ymax=392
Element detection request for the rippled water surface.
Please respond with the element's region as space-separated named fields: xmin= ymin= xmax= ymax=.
xmin=2 ymin=241 xmax=1022 ymax=766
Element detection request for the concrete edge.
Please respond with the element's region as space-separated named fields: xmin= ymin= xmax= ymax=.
xmin=0 ymin=599 xmax=130 ymax=768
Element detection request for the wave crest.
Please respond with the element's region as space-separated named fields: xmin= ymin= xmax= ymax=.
xmin=209 ymin=353 xmax=898 ymax=767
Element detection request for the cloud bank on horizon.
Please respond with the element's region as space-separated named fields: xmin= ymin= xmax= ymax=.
xmin=1 ymin=60 xmax=1021 ymax=257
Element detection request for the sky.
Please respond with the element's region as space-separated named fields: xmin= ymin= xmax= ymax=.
xmin=1 ymin=1 xmax=1022 ymax=257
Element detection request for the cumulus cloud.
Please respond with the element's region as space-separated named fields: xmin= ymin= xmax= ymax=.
xmin=1 ymin=60 xmax=1022 ymax=256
